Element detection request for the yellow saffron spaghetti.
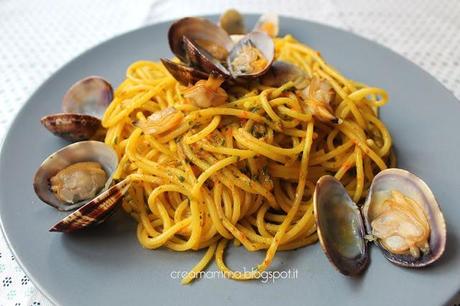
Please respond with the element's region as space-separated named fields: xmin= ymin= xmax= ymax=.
xmin=102 ymin=34 xmax=395 ymax=284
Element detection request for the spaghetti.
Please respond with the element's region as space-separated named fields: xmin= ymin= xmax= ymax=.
xmin=102 ymin=34 xmax=394 ymax=284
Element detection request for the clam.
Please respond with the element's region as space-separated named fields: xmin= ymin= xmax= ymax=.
xmin=362 ymin=169 xmax=446 ymax=267
xmin=40 ymin=113 xmax=103 ymax=142
xmin=219 ymin=10 xmax=279 ymax=38
xmin=168 ymin=17 xmax=234 ymax=63
xmin=313 ymin=169 xmax=446 ymax=275
xmin=41 ymin=76 xmax=113 ymax=142
xmin=227 ymin=31 xmax=274 ymax=78
xmin=219 ymin=9 xmax=246 ymax=35
xmin=314 ymin=175 xmax=369 ymax=275
xmin=166 ymin=16 xmax=275 ymax=83
xmin=182 ymin=36 xmax=231 ymax=77
xmin=253 ymin=12 xmax=279 ymax=38
xmin=33 ymin=141 xmax=118 ymax=211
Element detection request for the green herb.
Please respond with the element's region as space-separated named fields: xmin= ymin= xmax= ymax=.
xmin=178 ymin=175 xmax=185 ymax=182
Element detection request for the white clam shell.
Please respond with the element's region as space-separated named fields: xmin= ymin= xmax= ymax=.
xmin=362 ymin=168 xmax=447 ymax=267
xmin=33 ymin=141 xmax=118 ymax=211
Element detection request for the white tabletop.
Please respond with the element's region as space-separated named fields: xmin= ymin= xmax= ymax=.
xmin=1 ymin=0 xmax=459 ymax=305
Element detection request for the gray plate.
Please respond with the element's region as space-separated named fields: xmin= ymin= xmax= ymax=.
xmin=1 ymin=15 xmax=459 ymax=306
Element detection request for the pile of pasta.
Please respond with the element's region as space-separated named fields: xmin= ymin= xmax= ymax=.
xmin=102 ymin=35 xmax=394 ymax=284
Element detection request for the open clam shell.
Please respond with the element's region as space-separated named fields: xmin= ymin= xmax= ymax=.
xmin=33 ymin=141 xmax=118 ymax=211
xmin=41 ymin=76 xmax=113 ymax=142
xmin=49 ymin=179 xmax=131 ymax=233
xmin=314 ymin=168 xmax=447 ymax=276
xmin=227 ymin=31 xmax=274 ymax=78
xmin=362 ymin=168 xmax=447 ymax=267
xmin=168 ymin=17 xmax=234 ymax=63
xmin=313 ymin=175 xmax=369 ymax=276
xmin=182 ymin=36 xmax=231 ymax=77
xmin=166 ymin=16 xmax=277 ymax=83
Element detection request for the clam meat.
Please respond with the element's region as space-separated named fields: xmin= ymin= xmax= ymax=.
xmin=227 ymin=31 xmax=274 ymax=78
xmin=367 ymin=190 xmax=431 ymax=258
xmin=182 ymin=72 xmax=228 ymax=107
xmin=362 ymin=168 xmax=446 ymax=267
xmin=33 ymin=140 xmax=131 ymax=232
xmin=50 ymin=162 xmax=107 ymax=204
xmin=33 ymin=141 xmax=118 ymax=211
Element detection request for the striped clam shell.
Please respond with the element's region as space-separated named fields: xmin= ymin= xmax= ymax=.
xmin=40 ymin=113 xmax=102 ymax=142
xmin=49 ymin=179 xmax=131 ymax=233
xmin=41 ymin=76 xmax=113 ymax=142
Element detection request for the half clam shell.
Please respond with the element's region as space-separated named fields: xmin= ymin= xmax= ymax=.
xmin=219 ymin=9 xmax=246 ymax=35
xmin=313 ymin=175 xmax=369 ymax=276
xmin=40 ymin=113 xmax=102 ymax=142
xmin=33 ymin=141 xmax=118 ymax=211
xmin=362 ymin=168 xmax=447 ymax=267
xmin=227 ymin=31 xmax=274 ymax=78
xmin=62 ymin=76 xmax=113 ymax=118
